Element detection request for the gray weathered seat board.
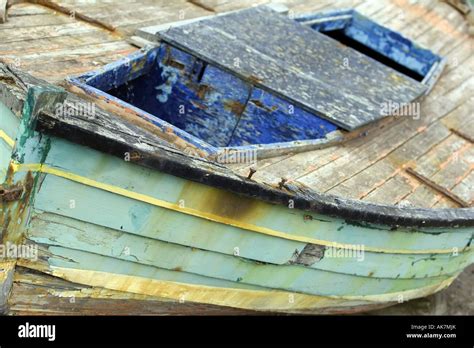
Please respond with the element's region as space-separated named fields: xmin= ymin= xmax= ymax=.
xmin=157 ymin=6 xmax=427 ymax=131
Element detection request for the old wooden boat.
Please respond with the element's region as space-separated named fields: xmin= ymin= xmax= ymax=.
xmin=0 ymin=0 xmax=473 ymax=315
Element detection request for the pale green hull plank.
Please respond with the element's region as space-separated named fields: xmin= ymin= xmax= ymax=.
xmin=44 ymin=245 xmax=264 ymax=291
xmin=0 ymin=101 xmax=19 ymax=141
xmin=28 ymin=211 xmax=458 ymax=296
xmin=33 ymin=162 xmax=472 ymax=256
xmin=38 ymin=137 xmax=474 ymax=252
xmin=28 ymin=212 xmax=453 ymax=297
xmin=0 ymin=101 xmax=18 ymax=181
xmin=0 ymin=139 xmax=11 ymax=181
xmin=33 ymin=180 xmax=473 ymax=281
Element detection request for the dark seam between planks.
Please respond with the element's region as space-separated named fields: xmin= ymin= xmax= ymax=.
xmin=405 ymin=167 xmax=471 ymax=208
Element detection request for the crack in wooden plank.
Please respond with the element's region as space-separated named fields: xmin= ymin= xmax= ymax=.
xmin=405 ymin=167 xmax=471 ymax=207
xmin=450 ymin=127 xmax=474 ymax=143
xmin=27 ymin=0 xmax=118 ymax=33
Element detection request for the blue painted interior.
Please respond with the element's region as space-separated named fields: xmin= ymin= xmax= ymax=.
xmin=78 ymin=43 xmax=339 ymax=148
xmin=68 ymin=8 xmax=442 ymax=156
xmin=229 ymin=88 xmax=337 ymax=146
xmin=296 ymin=9 xmax=441 ymax=80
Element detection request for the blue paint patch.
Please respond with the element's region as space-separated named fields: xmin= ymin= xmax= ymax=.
xmin=297 ymin=9 xmax=442 ymax=80
xmin=345 ymin=12 xmax=440 ymax=77
xmin=68 ymin=42 xmax=339 ymax=153
xmin=155 ymin=63 xmax=179 ymax=103
xmin=295 ymin=8 xmax=353 ymax=32
xmin=67 ymin=47 xmax=219 ymax=156
xmin=85 ymin=48 xmax=159 ymax=91
xmin=229 ymin=88 xmax=338 ymax=146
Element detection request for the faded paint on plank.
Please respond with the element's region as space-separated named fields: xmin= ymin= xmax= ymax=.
xmin=228 ymin=88 xmax=338 ymax=146
xmin=158 ymin=6 xmax=427 ymax=130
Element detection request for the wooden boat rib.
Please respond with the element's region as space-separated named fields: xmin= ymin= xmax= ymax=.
xmin=0 ymin=0 xmax=473 ymax=315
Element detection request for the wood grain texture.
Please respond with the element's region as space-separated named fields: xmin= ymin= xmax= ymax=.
xmin=41 ymin=0 xmax=213 ymax=35
xmin=159 ymin=6 xmax=427 ymax=130
xmin=9 ymin=267 xmax=255 ymax=315
xmin=239 ymin=0 xmax=473 ymax=209
xmin=0 ymin=0 xmax=472 ymax=212
xmin=1 ymin=0 xmax=473 ymax=316
xmin=0 ymin=0 xmax=8 ymax=24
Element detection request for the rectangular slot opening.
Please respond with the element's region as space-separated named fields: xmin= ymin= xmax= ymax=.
xmin=320 ymin=29 xmax=424 ymax=82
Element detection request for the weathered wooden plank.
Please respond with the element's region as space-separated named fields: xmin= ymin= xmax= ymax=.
xmin=9 ymin=267 xmax=252 ymax=315
xmin=432 ymin=198 xmax=458 ymax=209
xmin=19 ymin=246 xmax=431 ymax=314
xmin=414 ymin=1 xmax=468 ymax=54
xmin=364 ymin=173 xmax=417 ymax=205
xmin=0 ymin=30 xmax=121 ymax=57
xmin=441 ymin=90 xmax=474 ymax=140
xmin=2 ymin=41 xmax=133 ymax=65
xmin=101 ymin=5 xmax=211 ymax=35
xmin=428 ymin=148 xmax=473 ymax=203
xmin=406 ymin=165 xmax=472 ymax=207
xmin=159 ymin=6 xmax=426 ymax=130
xmin=0 ymin=262 xmax=15 ymax=314
xmin=25 ymin=211 xmax=460 ymax=297
xmin=7 ymin=3 xmax=50 ymax=16
xmin=354 ymin=0 xmax=392 ymax=18
xmin=401 ymin=139 xmax=473 ymax=207
xmin=0 ymin=0 xmax=8 ymax=23
xmin=17 ymin=53 xmax=136 ymax=84
xmin=0 ymin=12 xmax=73 ymax=28
xmin=239 ymin=41 xmax=471 ymax=195
xmin=44 ymin=0 xmax=212 ymax=35
xmin=353 ymin=108 xmax=472 ymax=201
xmin=406 ymin=147 xmax=474 ymax=207
xmin=298 ymin=98 xmax=456 ymax=192
xmin=451 ymin=171 xmax=474 ymax=205
xmin=415 ymin=135 xmax=472 ymax=179
xmin=377 ymin=0 xmax=437 ymax=33
xmin=28 ymin=210 xmax=472 ymax=281
xmin=374 ymin=0 xmax=444 ymax=49
xmin=190 ymin=0 xmax=268 ymax=13
xmin=329 ymin=122 xmax=454 ymax=200
xmin=403 ymin=183 xmax=452 ymax=208
xmin=27 ymin=0 xmax=116 ymax=31
xmin=286 ymin=0 xmax=365 ymax=16
xmin=0 ymin=22 xmax=101 ymax=44
xmin=289 ymin=62 xmax=473 ymax=196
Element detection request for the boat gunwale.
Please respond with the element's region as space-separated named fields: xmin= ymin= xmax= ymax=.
xmin=1 ymin=62 xmax=473 ymax=229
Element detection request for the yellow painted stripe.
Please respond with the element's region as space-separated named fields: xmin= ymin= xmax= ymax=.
xmin=49 ymin=266 xmax=456 ymax=312
xmin=11 ymin=161 xmax=469 ymax=255
xmin=0 ymin=129 xmax=14 ymax=148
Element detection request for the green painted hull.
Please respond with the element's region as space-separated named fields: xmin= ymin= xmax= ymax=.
xmin=1 ymin=93 xmax=473 ymax=314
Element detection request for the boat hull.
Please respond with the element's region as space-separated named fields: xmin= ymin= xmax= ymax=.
xmin=1 ymin=92 xmax=472 ymax=314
